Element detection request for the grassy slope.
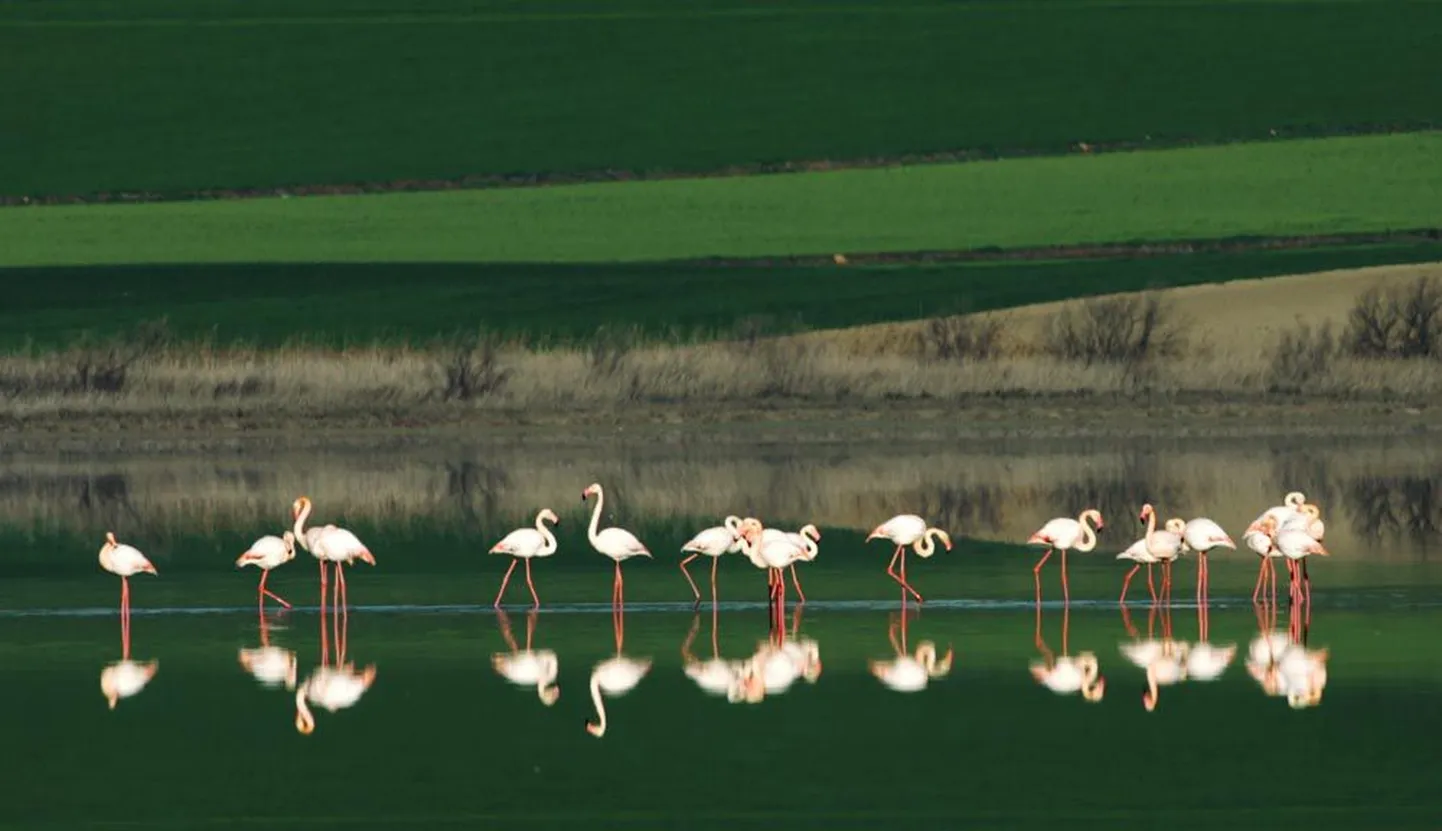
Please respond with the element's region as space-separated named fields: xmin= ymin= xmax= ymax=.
xmin=4 ymin=133 xmax=1440 ymax=266
xmin=4 ymin=243 xmax=1440 ymax=349
xmin=3 ymin=0 xmax=1441 ymax=196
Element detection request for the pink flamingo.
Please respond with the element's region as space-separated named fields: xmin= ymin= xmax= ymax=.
xmin=99 ymin=531 xmax=158 ymax=653
xmin=867 ymin=514 xmax=952 ymax=603
xmin=582 ymin=483 xmax=651 ymax=606
xmin=292 ymin=496 xmax=375 ymax=612
xmin=1279 ymin=503 xmax=1325 ymax=605
xmin=1115 ymin=537 xmax=1160 ymax=604
xmin=1138 ymin=505 xmax=1185 ymax=604
xmin=1274 ymin=525 xmax=1329 ymax=608
xmin=1246 ymin=515 xmax=1285 ymax=606
xmin=679 ymin=515 xmax=744 ymax=605
xmin=489 ymin=509 xmax=560 ymax=609
xmin=236 ymin=531 xmax=297 ymax=611
xmin=736 ymin=519 xmax=809 ymax=630
xmin=759 ymin=523 xmax=821 ymax=603
xmin=1181 ymin=517 xmax=1236 ymax=607
xmin=1027 ymin=509 xmax=1103 ymax=604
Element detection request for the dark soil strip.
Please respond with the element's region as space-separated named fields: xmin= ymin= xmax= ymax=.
xmin=668 ymin=230 xmax=1442 ymax=268
xmin=3 ymin=123 xmax=1431 ymax=208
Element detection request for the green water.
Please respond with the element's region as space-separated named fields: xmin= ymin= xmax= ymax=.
xmin=3 ymin=436 xmax=1442 ymax=828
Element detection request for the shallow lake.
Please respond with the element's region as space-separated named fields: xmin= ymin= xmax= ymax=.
xmin=2 ymin=431 xmax=1440 ymax=829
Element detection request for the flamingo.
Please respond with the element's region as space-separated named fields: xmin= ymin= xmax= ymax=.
xmin=867 ymin=514 xmax=952 ymax=603
xmin=1027 ymin=509 xmax=1103 ymax=604
xmin=489 ymin=509 xmax=559 ymax=609
xmin=100 ymin=658 xmax=160 ymax=710
xmin=1138 ymin=505 xmax=1185 ymax=603
xmin=1274 ymin=526 xmax=1329 ymax=607
xmin=1030 ymin=653 xmax=1106 ymax=701
xmin=294 ymin=663 xmax=378 ymax=735
xmin=1141 ymin=642 xmax=1189 ymax=712
xmin=291 ymin=496 xmax=376 ymax=611
xmin=491 ymin=610 xmax=560 ymax=706
xmin=1279 ymin=503 xmax=1326 ymax=605
xmin=1181 ymin=517 xmax=1236 ymax=607
xmin=1116 ymin=537 xmax=1161 ymax=604
xmin=585 ymin=609 xmax=651 ymax=737
xmin=736 ymin=521 xmax=812 ymax=622
xmin=679 ymin=515 xmax=744 ymax=605
xmin=1245 ymin=491 xmax=1308 ymax=536
xmin=764 ymin=523 xmax=821 ymax=603
xmin=1245 ymin=516 xmax=1286 ymax=605
xmin=681 ymin=609 xmax=765 ymax=704
xmin=99 ymin=531 xmax=157 ymax=649
xmin=869 ymin=612 xmax=953 ymax=693
xmin=581 ymin=483 xmax=651 ymax=607
xmin=238 ymin=613 xmax=298 ymax=691
xmin=236 ymin=531 xmax=297 ymax=611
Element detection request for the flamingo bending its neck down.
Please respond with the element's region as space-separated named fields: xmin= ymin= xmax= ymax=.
xmin=99 ymin=532 xmax=157 ymax=644
xmin=867 ymin=514 xmax=952 ymax=603
xmin=1181 ymin=517 xmax=1235 ymax=607
xmin=679 ymin=515 xmax=744 ymax=605
xmin=582 ymin=483 xmax=651 ymax=606
xmin=489 ymin=509 xmax=560 ymax=609
xmin=765 ymin=523 xmax=821 ymax=603
xmin=1027 ymin=509 xmax=1103 ymax=604
xmin=236 ymin=531 xmax=297 ymax=611
xmin=1116 ymin=538 xmax=1160 ymax=604
xmin=1138 ymin=505 xmax=1185 ymax=603
xmin=1246 ymin=516 xmax=1285 ymax=605
xmin=292 ymin=496 xmax=375 ymax=610
xmin=1274 ymin=526 xmax=1329 ymax=607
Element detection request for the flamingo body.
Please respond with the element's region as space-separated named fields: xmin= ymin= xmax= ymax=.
xmin=586 ymin=656 xmax=651 ymax=737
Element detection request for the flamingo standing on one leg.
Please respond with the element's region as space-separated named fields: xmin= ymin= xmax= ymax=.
xmin=1027 ymin=509 xmax=1103 ymax=605
xmin=1245 ymin=516 xmax=1285 ymax=606
xmin=581 ymin=483 xmax=651 ymax=607
xmin=292 ymin=496 xmax=375 ymax=613
xmin=867 ymin=514 xmax=952 ymax=604
xmin=99 ymin=531 xmax=158 ymax=652
xmin=1138 ymin=505 xmax=1185 ymax=605
xmin=1279 ymin=503 xmax=1325 ymax=611
xmin=236 ymin=531 xmax=297 ymax=612
xmin=679 ymin=515 xmax=744 ymax=605
xmin=1182 ymin=517 xmax=1236 ymax=608
xmin=1274 ymin=525 xmax=1329 ymax=608
xmin=489 ymin=509 xmax=559 ymax=609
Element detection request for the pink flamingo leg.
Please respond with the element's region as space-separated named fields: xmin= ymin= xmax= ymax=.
xmin=1060 ymin=548 xmax=1070 ymax=605
xmin=523 ymin=558 xmax=540 ymax=609
xmin=493 ymin=559 xmax=518 ymax=608
xmin=886 ymin=545 xmax=923 ymax=603
xmin=679 ymin=553 xmax=702 ymax=603
xmin=789 ymin=563 xmax=807 ymax=604
xmin=258 ymin=570 xmax=292 ymax=610
xmin=1032 ymin=548 xmax=1053 ymax=603
xmin=710 ymin=556 xmax=720 ymax=606
xmin=1120 ymin=564 xmax=1140 ymax=604
xmin=1252 ymin=558 xmax=1268 ymax=603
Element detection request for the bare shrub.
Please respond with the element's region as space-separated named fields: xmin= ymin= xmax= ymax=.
xmin=435 ymin=330 xmax=512 ymax=401
xmin=1268 ymin=320 xmax=1339 ymax=393
xmin=1345 ymin=276 xmax=1442 ymax=358
xmin=70 ymin=318 xmax=172 ymax=394
xmin=1043 ymin=295 xmax=1184 ymax=366
xmin=919 ymin=315 xmax=1003 ymax=362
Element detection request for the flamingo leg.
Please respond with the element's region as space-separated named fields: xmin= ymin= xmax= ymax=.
xmin=900 ymin=547 xmax=923 ymax=603
xmin=1060 ymin=548 xmax=1070 ymax=606
xmin=524 ymin=558 xmax=540 ymax=609
xmin=1120 ymin=564 xmax=1140 ymax=604
xmin=886 ymin=546 xmax=923 ymax=603
xmin=615 ymin=561 xmax=625 ymax=608
xmin=1252 ymin=558 xmax=1267 ymax=603
xmin=710 ymin=556 xmax=719 ymax=606
xmin=318 ymin=559 xmax=328 ymax=608
xmin=1032 ymin=548 xmax=1052 ymax=604
xmin=120 ymin=576 xmax=131 ymax=656
xmin=493 ymin=559 xmax=519 ymax=608
xmin=789 ymin=563 xmax=807 ymax=604
xmin=1147 ymin=564 xmax=1157 ymax=602
xmin=679 ymin=553 xmax=702 ymax=603
xmin=1268 ymin=557 xmax=1278 ymax=609
xmin=259 ymin=570 xmax=292 ymax=610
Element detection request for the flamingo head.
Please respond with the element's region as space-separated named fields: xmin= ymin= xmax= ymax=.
xmin=282 ymin=530 xmax=296 ymax=554
xmin=1084 ymin=676 xmax=1106 ymax=702
xmin=539 ymin=508 xmax=560 ymax=525
xmin=1285 ymin=491 xmax=1307 ymax=508
xmin=585 ymin=720 xmax=605 ymax=738
xmin=355 ymin=549 xmax=376 ymax=566
xmin=291 ymin=496 xmax=311 ymax=520
xmin=800 ymin=524 xmax=821 ymax=542
xmin=935 ymin=530 xmax=954 ymax=551
xmin=1143 ymin=690 xmax=1157 ymax=712
xmin=539 ymin=684 xmax=560 ymax=706
xmin=100 ymin=531 xmax=118 ymax=557
xmin=581 ymin=483 xmax=601 ymax=502
xmin=1138 ymin=504 xmax=1155 ymax=523
xmin=1165 ymin=518 xmax=1186 ymax=534
xmin=739 ymin=518 xmax=764 ymax=543
xmin=295 ymin=710 xmax=315 ymax=735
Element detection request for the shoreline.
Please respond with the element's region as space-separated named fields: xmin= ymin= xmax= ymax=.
xmin=2 ymin=399 xmax=1436 ymax=454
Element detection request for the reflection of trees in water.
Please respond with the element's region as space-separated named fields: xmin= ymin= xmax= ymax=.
xmin=921 ymin=483 xmax=1006 ymax=535
xmin=1346 ymin=475 xmax=1441 ymax=557
xmin=445 ymin=461 xmax=510 ymax=532
xmin=1269 ymin=454 xmax=1339 ymax=514
xmin=1043 ymin=451 xmax=1187 ymax=538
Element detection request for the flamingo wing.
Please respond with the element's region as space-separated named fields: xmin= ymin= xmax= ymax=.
xmin=1030 ymin=517 xmax=1078 ymax=548
xmin=491 ymin=528 xmax=544 ymax=557
xmin=1184 ymin=518 xmax=1236 ymax=551
xmin=683 ymin=526 xmax=735 ymax=556
xmin=597 ymin=527 xmax=650 ymax=558
xmin=870 ymin=514 xmax=926 ymax=544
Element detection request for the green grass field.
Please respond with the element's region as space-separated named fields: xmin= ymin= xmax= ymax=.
xmin=4 ymin=243 xmax=1439 ymax=349
xmin=4 ymin=0 xmax=1440 ymax=196
xmin=4 ymin=133 xmax=1440 ymax=267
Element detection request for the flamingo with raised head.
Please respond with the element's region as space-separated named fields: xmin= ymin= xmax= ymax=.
xmin=679 ymin=515 xmax=744 ymax=604
xmin=581 ymin=483 xmax=651 ymax=607
xmin=99 ymin=531 xmax=157 ymax=649
xmin=292 ymin=496 xmax=375 ymax=611
xmin=236 ymin=530 xmax=296 ymax=611
xmin=1027 ymin=509 xmax=1102 ymax=604
xmin=1138 ymin=505 xmax=1185 ymax=604
xmin=489 ymin=508 xmax=559 ymax=609
xmin=1181 ymin=517 xmax=1235 ymax=607
xmin=867 ymin=514 xmax=952 ymax=603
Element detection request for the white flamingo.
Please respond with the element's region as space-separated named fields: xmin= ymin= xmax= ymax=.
xmin=236 ymin=531 xmax=297 ymax=611
xmin=292 ymin=496 xmax=375 ymax=609
xmin=1027 ymin=509 xmax=1103 ymax=604
xmin=1245 ymin=516 xmax=1287 ymax=604
xmin=1030 ymin=653 xmax=1106 ymax=701
xmin=679 ymin=515 xmax=744 ymax=604
xmin=239 ymin=613 xmax=298 ymax=691
xmin=295 ymin=663 xmax=378 ymax=735
xmin=736 ymin=521 xmax=814 ymax=610
xmin=489 ymin=508 xmax=559 ymax=609
xmin=492 ymin=648 xmax=560 ymax=707
xmin=871 ymin=639 xmax=953 ymax=693
xmin=585 ymin=655 xmax=652 ymax=738
xmin=1181 ymin=517 xmax=1235 ymax=606
xmin=100 ymin=659 xmax=160 ymax=710
xmin=1116 ymin=537 xmax=1161 ymax=604
xmin=1138 ymin=505 xmax=1186 ymax=603
xmin=866 ymin=514 xmax=952 ymax=603
xmin=99 ymin=531 xmax=157 ymax=642
xmin=681 ymin=613 xmax=764 ymax=704
xmin=1245 ymin=491 xmax=1308 ymax=536
xmin=1274 ymin=526 xmax=1329 ymax=606
xmin=581 ymin=483 xmax=651 ymax=606
xmin=1185 ymin=641 xmax=1237 ymax=683
xmin=763 ymin=523 xmax=822 ymax=603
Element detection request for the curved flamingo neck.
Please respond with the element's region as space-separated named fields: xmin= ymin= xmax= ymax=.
xmin=586 ymin=673 xmax=606 ymax=736
xmin=293 ymin=501 xmax=312 ymax=543
xmin=1076 ymin=511 xmax=1100 ymax=552
xmin=536 ymin=512 xmax=558 ymax=554
xmin=587 ymin=488 xmax=605 ymax=548
xmin=294 ymin=686 xmax=314 ymax=733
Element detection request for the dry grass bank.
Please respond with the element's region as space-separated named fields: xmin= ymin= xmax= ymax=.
xmin=1 ymin=264 xmax=1440 ymax=432
xmin=4 ymin=436 xmax=1440 ymax=563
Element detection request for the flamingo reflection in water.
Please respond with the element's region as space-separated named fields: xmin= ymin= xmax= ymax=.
xmin=295 ymin=597 xmax=376 ymax=735
xmin=1029 ymin=597 xmax=1105 ymax=702
xmin=869 ymin=605 xmax=953 ymax=693
xmin=491 ymin=609 xmax=559 ymax=707
xmin=238 ymin=611 xmax=298 ymax=691
xmin=586 ymin=605 xmax=652 ymax=738
xmin=739 ymin=603 xmax=822 ymax=702
xmin=100 ymin=603 xmax=159 ymax=711
xmin=681 ymin=605 xmax=765 ymax=704
xmin=1247 ymin=600 xmax=1329 ymax=709
xmin=1119 ymin=601 xmax=1188 ymax=712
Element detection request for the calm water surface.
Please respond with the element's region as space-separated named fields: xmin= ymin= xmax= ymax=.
xmin=2 ymin=433 xmax=1440 ymax=829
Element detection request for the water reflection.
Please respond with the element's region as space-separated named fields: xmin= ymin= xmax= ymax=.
xmin=1029 ymin=599 xmax=1105 ymax=702
xmin=585 ymin=608 xmax=652 ymax=738
xmin=1118 ymin=604 xmax=1187 ymax=713
xmin=869 ymin=607 xmax=953 ymax=693
xmin=1246 ymin=601 xmax=1330 ymax=709
xmin=294 ymin=601 xmax=377 ymax=735
xmin=681 ymin=605 xmax=762 ymax=704
xmin=740 ymin=604 xmax=822 ymax=702
xmin=238 ymin=611 xmax=298 ymax=691
xmin=491 ymin=609 xmax=560 ymax=706
xmin=100 ymin=613 xmax=158 ymax=710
